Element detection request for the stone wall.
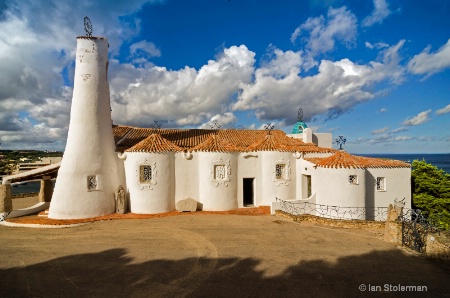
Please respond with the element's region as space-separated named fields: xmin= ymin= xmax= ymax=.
xmin=275 ymin=210 xmax=385 ymax=229
xmin=426 ymin=233 xmax=450 ymax=262
xmin=12 ymin=192 xmax=39 ymax=199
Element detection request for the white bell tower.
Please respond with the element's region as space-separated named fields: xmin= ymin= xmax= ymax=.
xmin=49 ymin=35 xmax=120 ymax=219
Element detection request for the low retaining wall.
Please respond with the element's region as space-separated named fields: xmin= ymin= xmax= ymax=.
xmin=12 ymin=192 xmax=39 ymax=199
xmin=275 ymin=210 xmax=385 ymax=229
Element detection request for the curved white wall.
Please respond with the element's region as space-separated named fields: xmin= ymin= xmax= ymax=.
xmin=260 ymin=151 xmax=295 ymax=205
xmin=198 ymin=152 xmax=237 ymax=211
xmin=314 ymin=167 xmax=366 ymax=218
xmin=124 ymin=152 xmax=175 ymax=214
xmin=49 ymin=37 xmax=120 ymax=219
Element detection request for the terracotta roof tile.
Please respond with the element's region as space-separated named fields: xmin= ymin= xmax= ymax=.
xmin=113 ymin=126 xmax=336 ymax=154
xmin=125 ymin=133 xmax=182 ymax=153
xmin=306 ymin=150 xmax=411 ymax=169
xmin=191 ymin=134 xmax=241 ymax=152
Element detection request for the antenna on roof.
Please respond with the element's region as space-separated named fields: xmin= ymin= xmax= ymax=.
xmin=264 ymin=123 xmax=274 ymax=135
xmin=336 ymin=135 xmax=346 ymax=150
xmin=297 ymin=108 xmax=303 ymax=122
xmin=84 ymin=16 xmax=93 ymax=37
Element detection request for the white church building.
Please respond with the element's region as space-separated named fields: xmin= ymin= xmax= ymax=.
xmin=48 ymin=34 xmax=411 ymax=220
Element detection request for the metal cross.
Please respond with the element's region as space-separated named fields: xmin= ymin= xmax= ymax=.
xmin=210 ymin=120 xmax=221 ymax=130
xmin=84 ymin=16 xmax=93 ymax=37
xmin=152 ymin=120 xmax=161 ymax=129
xmin=336 ymin=135 xmax=346 ymax=150
xmin=297 ymin=108 xmax=303 ymax=122
xmin=264 ymin=123 xmax=274 ymax=134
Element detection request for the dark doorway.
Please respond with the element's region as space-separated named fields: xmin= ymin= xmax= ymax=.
xmin=243 ymin=178 xmax=254 ymax=206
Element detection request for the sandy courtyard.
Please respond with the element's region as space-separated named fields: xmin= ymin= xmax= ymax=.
xmin=0 ymin=197 xmax=449 ymax=297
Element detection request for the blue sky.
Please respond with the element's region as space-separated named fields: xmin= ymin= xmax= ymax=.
xmin=0 ymin=0 xmax=449 ymax=153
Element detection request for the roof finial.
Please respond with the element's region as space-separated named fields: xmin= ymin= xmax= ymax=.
xmin=297 ymin=108 xmax=303 ymax=122
xmin=336 ymin=135 xmax=346 ymax=150
xmin=264 ymin=122 xmax=274 ymax=135
xmin=151 ymin=120 xmax=161 ymax=132
xmin=84 ymin=16 xmax=93 ymax=37
xmin=210 ymin=120 xmax=221 ymax=130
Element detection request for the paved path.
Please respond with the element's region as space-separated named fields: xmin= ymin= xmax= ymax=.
xmin=0 ymin=214 xmax=448 ymax=297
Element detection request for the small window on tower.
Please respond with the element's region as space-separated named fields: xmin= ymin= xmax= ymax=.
xmin=376 ymin=177 xmax=386 ymax=191
xmin=87 ymin=175 xmax=98 ymax=191
xmin=214 ymin=165 xmax=226 ymax=180
xmin=275 ymin=164 xmax=286 ymax=180
xmin=348 ymin=175 xmax=358 ymax=185
xmin=140 ymin=165 xmax=152 ymax=183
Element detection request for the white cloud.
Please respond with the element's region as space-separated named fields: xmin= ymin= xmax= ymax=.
xmin=110 ymin=45 xmax=256 ymax=127
xmin=290 ymin=6 xmax=357 ymax=56
xmin=436 ymin=103 xmax=450 ymax=115
xmin=130 ymin=40 xmax=161 ymax=58
xmin=199 ymin=113 xmax=237 ymax=129
xmin=402 ymin=109 xmax=432 ymax=126
xmin=407 ymin=39 xmax=450 ymax=76
xmin=233 ymin=41 xmax=405 ymax=125
xmin=362 ymin=0 xmax=392 ymax=27
xmin=365 ymin=41 xmax=389 ymax=49
xmin=372 ymin=126 xmax=389 ymax=134
xmin=378 ymin=108 xmax=387 ymax=113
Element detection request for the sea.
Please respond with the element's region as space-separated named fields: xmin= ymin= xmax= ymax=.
xmin=8 ymin=153 xmax=450 ymax=195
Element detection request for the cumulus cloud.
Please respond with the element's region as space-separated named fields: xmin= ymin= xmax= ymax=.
xmin=199 ymin=112 xmax=237 ymax=129
xmin=407 ymin=39 xmax=450 ymax=77
xmin=363 ymin=0 xmax=392 ymax=27
xmin=110 ymin=45 xmax=255 ymax=127
xmin=0 ymin=0 xmax=160 ymax=149
xmin=402 ymin=109 xmax=432 ymax=126
xmin=233 ymin=41 xmax=406 ymax=125
xmin=130 ymin=40 xmax=161 ymax=58
xmin=290 ymin=6 xmax=357 ymax=56
xmin=435 ymin=103 xmax=450 ymax=115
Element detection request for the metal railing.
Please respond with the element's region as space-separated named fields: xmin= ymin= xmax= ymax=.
xmin=276 ymin=198 xmax=389 ymax=221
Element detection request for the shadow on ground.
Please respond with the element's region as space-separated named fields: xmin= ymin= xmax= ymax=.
xmin=0 ymin=248 xmax=449 ymax=297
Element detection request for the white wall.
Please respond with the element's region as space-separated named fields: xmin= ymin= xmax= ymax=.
xmin=314 ymin=167 xmax=366 ymax=219
xmin=174 ymin=152 xmax=199 ymax=204
xmin=260 ymin=151 xmax=296 ymax=205
xmin=198 ymin=152 xmax=238 ymax=211
xmin=49 ymin=37 xmax=120 ymax=219
xmin=124 ymin=152 xmax=175 ymax=214
xmin=366 ymin=167 xmax=411 ymax=209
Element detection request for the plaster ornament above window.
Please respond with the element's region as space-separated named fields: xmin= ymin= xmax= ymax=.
xmin=273 ymin=157 xmax=291 ymax=186
xmin=348 ymin=175 xmax=358 ymax=185
xmin=87 ymin=175 xmax=98 ymax=191
xmin=210 ymin=157 xmax=231 ymax=187
xmin=137 ymin=159 xmax=157 ymax=190
xmin=376 ymin=177 xmax=386 ymax=191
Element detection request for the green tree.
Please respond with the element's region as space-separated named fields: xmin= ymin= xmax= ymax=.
xmin=411 ymin=159 xmax=450 ymax=229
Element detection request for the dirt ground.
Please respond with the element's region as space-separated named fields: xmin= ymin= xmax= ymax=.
xmin=1 ymin=197 xmax=449 ymax=297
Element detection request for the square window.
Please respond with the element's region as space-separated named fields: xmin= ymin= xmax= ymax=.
xmin=87 ymin=175 xmax=97 ymax=191
xmin=376 ymin=177 xmax=386 ymax=191
xmin=140 ymin=165 xmax=152 ymax=183
xmin=214 ymin=165 xmax=226 ymax=180
xmin=348 ymin=175 xmax=358 ymax=185
xmin=276 ymin=164 xmax=286 ymax=180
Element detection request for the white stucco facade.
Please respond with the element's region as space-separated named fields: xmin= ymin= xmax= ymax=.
xmin=49 ymin=37 xmax=120 ymax=219
xmin=45 ymin=34 xmax=412 ymax=220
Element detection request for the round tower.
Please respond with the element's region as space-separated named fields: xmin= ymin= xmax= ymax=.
xmin=48 ymin=36 xmax=120 ymax=219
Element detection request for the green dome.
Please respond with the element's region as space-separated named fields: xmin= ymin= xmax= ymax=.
xmin=291 ymin=121 xmax=308 ymax=134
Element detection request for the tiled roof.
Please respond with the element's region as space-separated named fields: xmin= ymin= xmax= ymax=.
xmin=191 ymin=134 xmax=241 ymax=152
xmin=247 ymin=134 xmax=291 ymax=152
xmin=125 ymin=133 xmax=182 ymax=153
xmin=306 ymin=150 xmax=411 ymax=169
xmin=113 ymin=125 xmax=336 ymax=154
